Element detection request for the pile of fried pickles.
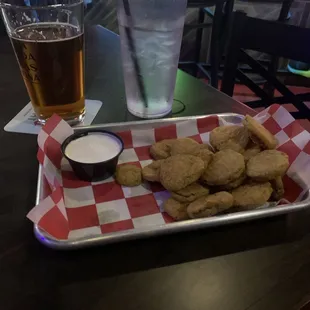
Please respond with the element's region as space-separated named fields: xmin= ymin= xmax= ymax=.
xmin=115 ymin=115 xmax=289 ymax=221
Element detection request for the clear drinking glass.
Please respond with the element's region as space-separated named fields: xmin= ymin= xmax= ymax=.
xmin=117 ymin=0 xmax=187 ymax=118
xmin=0 ymin=0 xmax=85 ymax=125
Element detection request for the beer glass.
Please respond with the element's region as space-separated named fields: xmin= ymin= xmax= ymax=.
xmin=0 ymin=0 xmax=85 ymax=125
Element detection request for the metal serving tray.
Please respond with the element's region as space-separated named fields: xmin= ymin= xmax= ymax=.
xmin=34 ymin=113 xmax=310 ymax=249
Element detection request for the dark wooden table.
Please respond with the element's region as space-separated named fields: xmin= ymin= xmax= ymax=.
xmin=1 ymin=25 xmax=310 ymax=310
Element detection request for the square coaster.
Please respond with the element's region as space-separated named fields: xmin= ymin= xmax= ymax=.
xmin=4 ymin=99 xmax=102 ymax=134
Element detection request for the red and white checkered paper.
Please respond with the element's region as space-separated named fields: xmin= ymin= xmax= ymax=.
xmin=27 ymin=105 xmax=310 ymax=240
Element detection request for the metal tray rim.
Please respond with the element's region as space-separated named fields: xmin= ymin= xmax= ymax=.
xmin=34 ymin=113 xmax=310 ymax=250
xmin=73 ymin=113 xmax=242 ymax=131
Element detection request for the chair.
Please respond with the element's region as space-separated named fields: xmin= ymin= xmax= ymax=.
xmin=221 ymin=11 xmax=310 ymax=119
xmin=241 ymin=0 xmax=294 ymax=96
xmin=181 ymin=0 xmax=293 ymax=90
xmin=204 ymin=0 xmax=293 ymax=89
xmin=179 ymin=0 xmax=235 ymax=88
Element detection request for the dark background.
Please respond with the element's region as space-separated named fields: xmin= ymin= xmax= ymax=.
xmin=1 ymin=15 xmax=310 ymax=310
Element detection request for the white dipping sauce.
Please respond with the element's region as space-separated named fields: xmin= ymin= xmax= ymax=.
xmin=65 ymin=133 xmax=122 ymax=163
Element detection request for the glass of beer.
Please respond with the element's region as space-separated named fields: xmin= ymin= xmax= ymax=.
xmin=0 ymin=0 xmax=85 ymax=125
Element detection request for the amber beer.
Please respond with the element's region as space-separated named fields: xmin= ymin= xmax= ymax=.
xmin=10 ymin=23 xmax=85 ymax=124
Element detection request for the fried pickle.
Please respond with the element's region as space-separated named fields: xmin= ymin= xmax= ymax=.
xmin=201 ymin=149 xmax=245 ymax=186
xmin=270 ymin=176 xmax=285 ymax=200
xmin=150 ymin=139 xmax=175 ymax=160
xmin=246 ymin=150 xmax=289 ymax=181
xmin=163 ymin=198 xmax=189 ymax=221
xmin=231 ymin=182 xmax=273 ymax=210
xmin=171 ymin=182 xmax=209 ymax=203
xmin=209 ymin=125 xmax=249 ymax=153
xmin=115 ymin=164 xmax=142 ymax=187
xmin=187 ymin=191 xmax=234 ymax=218
xmin=142 ymin=160 xmax=162 ymax=182
xmin=160 ymin=154 xmax=205 ymax=191
xmin=243 ymin=115 xmax=278 ymax=149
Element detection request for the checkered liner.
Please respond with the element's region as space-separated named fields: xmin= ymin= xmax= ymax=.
xmin=27 ymin=104 xmax=310 ymax=240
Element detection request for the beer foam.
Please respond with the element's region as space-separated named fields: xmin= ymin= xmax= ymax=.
xmin=65 ymin=133 xmax=122 ymax=163
xmin=11 ymin=22 xmax=83 ymax=42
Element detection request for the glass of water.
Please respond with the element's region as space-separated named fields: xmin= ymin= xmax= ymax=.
xmin=117 ymin=0 xmax=187 ymax=118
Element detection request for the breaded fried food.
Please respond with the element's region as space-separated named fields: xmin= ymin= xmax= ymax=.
xmin=170 ymin=138 xmax=200 ymax=156
xmin=160 ymin=154 xmax=205 ymax=191
xmin=187 ymin=191 xmax=234 ymax=218
xmin=243 ymin=142 xmax=261 ymax=162
xmin=195 ymin=148 xmax=213 ymax=169
xmin=115 ymin=164 xmax=142 ymax=187
xmin=142 ymin=160 xmax=162 ymax=182
xmin=201 ymin=149 xmax=245 ymax=186
xmin=231 ymin=182 xmax=273 ymax=209
xmin=209 ymin=125 xmax=249 ymax=153
xmin=163 ymin=198 xmax=189 ymax=221
xmin=215 ymin=173 xmax=247 ymax=191
xmin=271 ymin=176 xmax=285 ymax=200
xmin=200 ymin=143 xmax=213 ymax=151
xmin=246 ymin=150 xmax=289 ymax=181
xmin=150 ymin=139 xmax=175 ymax=160
xmin=171 ymin=183 xmax=209 ymax=203
xmin=243 ymin=115 xmax=278 ymax=149
xmin=172 ymin=137 xmax=213 ymax=154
